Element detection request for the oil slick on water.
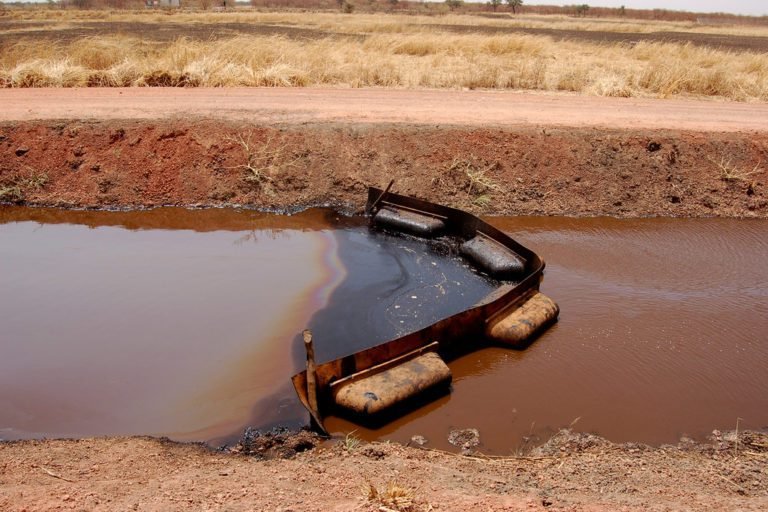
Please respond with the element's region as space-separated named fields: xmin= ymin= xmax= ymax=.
xmin=1 ymin=208 xmax=767 ymax=454
xmin=0 ymin=207 xmax=493 ymax=443
xmin=0 ymin=208 xmax=348 ymax=441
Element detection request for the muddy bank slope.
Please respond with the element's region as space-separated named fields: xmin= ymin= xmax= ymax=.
xmin=1 ymin=118 xmax=767 ymax=217
xmin=1 ymin=430 xmax=766 ymax=512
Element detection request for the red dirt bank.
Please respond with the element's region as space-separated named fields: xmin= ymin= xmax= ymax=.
xmin=1 ymin=119 xmax=767 ymax=217
xmin=1 ymin=89 xmax=768 ymax=217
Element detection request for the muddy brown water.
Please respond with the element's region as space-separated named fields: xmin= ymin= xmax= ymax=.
xmin=1 ymin=208 xmax=766 ymax=454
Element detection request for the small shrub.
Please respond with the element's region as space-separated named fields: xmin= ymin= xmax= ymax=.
xmin=364 ymin=481 xmax=417 ymax=512
xmin=342 ymin=430 xmax=361 ymax=452
xmin=715 ymin=157 xmax=762 ymax=182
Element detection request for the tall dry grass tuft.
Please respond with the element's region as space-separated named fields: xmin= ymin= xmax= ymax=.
xmin=631 ymin=42 xmax=768 ymax=100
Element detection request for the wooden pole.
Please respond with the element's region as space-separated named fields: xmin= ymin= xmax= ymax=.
xmin=303 ymin=329 xmax=319 ymax=420
xmin=367 ymin=179 xmax=395 ymax=215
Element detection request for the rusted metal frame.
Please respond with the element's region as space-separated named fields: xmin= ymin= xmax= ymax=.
xmin=292 ymin=270 xmax=543 ymax=430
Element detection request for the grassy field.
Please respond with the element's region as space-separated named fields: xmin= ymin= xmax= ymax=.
xmin=1 ymin=9 xmax=767 ymax=100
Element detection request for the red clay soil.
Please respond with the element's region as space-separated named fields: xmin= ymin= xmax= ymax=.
xmin=1 ymin=118 xmax=767 ymax=217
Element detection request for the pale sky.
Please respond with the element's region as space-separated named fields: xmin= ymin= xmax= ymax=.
xmin=530 ymin=1 xmax=766 ymax=16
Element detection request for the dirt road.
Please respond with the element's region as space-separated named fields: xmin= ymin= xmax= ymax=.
xmin=2 ymin=88 xmax=768 ymax=132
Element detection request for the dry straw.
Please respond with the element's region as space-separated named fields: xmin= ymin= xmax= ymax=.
xmin=1 ymin=10 xmax=766 ymax=100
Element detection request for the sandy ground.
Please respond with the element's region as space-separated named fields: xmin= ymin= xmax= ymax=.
xmin=1 ymin=430 xmax=766 ymax=512
xmin=2 ymin=88 xmax=768 ymax=510
xmin=3 ymin=88 xmax=768 ymax=132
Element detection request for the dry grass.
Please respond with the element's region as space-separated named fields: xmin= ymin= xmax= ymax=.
xmin=364 ymin=481 xmax=420 ymax=512
xmin=0 ymin=167 xmax=49 ymax=203
xmin=1 ymin=10 xmax=767 ymax=100
xmin=225 ymin=131 xmax=299 ymax=191
xmin=714 ymin=157 xmax=763 ymax=182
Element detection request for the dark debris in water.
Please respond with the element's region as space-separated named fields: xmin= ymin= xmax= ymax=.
xmin=226 ymin=426 xmax=322 ymax=460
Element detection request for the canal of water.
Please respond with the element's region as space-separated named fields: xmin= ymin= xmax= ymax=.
xmin=1 ymin=208 xmax=766 ymax=454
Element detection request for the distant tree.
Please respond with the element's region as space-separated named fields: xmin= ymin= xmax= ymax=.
xmin=445 ymin=0 xmax=463 ymax=10
xmin=489 ymin=0 xmax=501 ymax=12
xmin=619 ymin=5 xmax=626 ymax=16
xmin=573 ymin=4 xmax=590 ymax=17
xmin=506 ymin=0 xmax=522 ymax=14
xmin=389 ymin=0 xmax=399 ymax=5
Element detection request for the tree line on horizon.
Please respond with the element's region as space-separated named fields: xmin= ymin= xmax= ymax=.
xmin=5 ymin=0 xmax=768 ymax=26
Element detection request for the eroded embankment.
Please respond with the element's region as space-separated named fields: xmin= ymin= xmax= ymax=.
xmin=1 ymin=119 xmax=767 ymax=217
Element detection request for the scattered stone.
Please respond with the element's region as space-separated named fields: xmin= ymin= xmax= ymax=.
xmin=410 ymin=435 xmax=428 ymax=446
xmin=533 ymin=429 xmax=610 ymax=456
xmin=157 ymin=129 xmax=188 ymax=141
xmin=15 ymin=147 xmax=29 ymax=156
xmin=109 ymin=128 xmax=125 ymax=144
xmin=228 ymin=427 xmax=320 ymax=460
xmin=360 ymin=446 xmax=387 ymax=460
xmin=448 ymin=428 xmax=480 ymax=454
xmin=701 ymin=196 xmax=717 ymax=209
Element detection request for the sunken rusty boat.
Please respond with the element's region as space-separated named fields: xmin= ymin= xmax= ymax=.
xmin=293 ymin=186 xmax=559 ymax=433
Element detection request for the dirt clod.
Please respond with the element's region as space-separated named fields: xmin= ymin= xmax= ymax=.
xmin=448 ymin=428 xmax=481 ymax=454
xmin=227 ymin=427 xmax=321 ymax=460
xmin=647 ymin=141 xmax=662 ymax=152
